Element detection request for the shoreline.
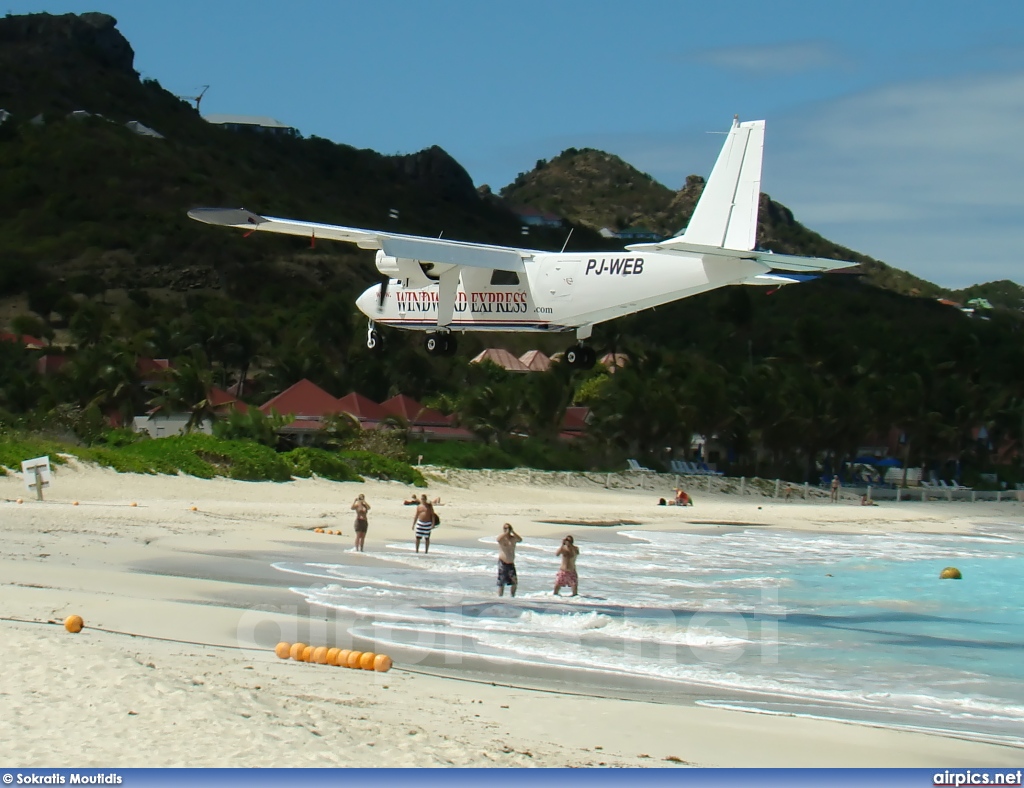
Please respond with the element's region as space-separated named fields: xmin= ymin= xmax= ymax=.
xmin=2 ymin=463 xmax=1022 ymax=767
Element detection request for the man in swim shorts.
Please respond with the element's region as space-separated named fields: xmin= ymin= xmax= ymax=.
xmin=496 ymin=523 xmax=522 ymax=597
xmin=554 ymin=535 xmax=579 ymax=596
xmin=351 ymin=493 xmax=370 ymax=552
xmin=412 ymin=493 xmax=436 ymax=554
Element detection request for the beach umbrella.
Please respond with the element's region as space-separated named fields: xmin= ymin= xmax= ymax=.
xmin=876 ymin=457 xmax=902 ymax=467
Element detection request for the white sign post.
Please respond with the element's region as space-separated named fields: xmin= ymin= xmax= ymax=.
xmin=21 ymin=456 xmax=52 ymax=501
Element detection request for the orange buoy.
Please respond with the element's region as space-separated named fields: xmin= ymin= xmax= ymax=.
xmin=72 ymin=501 xmax=79 ymax=506
xmin=16 ymin=498 xmax=23 ymax=504
xmin=346 ymin=651 xmax=363 ymax=669
xmin=290 ymin=642 xmax=308 ymax=661
xmin=373 ymin=654 xmax=393 ymax=672
xmin=130 ymin=502 xmax=138 ymax=507
xmin=301 ymin=645 xmax=314 ymax=662
xmin=336 ymin=649 xmax=351 ymax=667
xmin=940 ymin=566 xmax=962 ymax=580
xmin=313 ymin=646 xmax=329 ymax=664
xmin=64 ymin=614 xmax=84 ymax=633
xmin=314 ymin=527 xmax=324 ymax=533
xmin=359 ymin=652 xmax=377 ymax=670
xmin=274 ymin=642 xmax=292 ymax=659
xmin=189 ymin=506 xmax=197 ymax=511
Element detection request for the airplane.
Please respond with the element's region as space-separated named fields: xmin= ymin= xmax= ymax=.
xmin=188 ymin=117 xmax=855 ymax=369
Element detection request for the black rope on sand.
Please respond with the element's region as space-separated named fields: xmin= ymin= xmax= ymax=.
xmin=0 ymin=616 xmax=658 ymax=701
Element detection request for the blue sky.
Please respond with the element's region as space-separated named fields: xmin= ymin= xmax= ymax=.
xmin=7 ymin=0 xmax=1024 ymax=288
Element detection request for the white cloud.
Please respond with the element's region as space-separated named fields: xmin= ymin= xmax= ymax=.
xmin=764 ymin=71 xmax=1024 ymax=286
xmin=682 ymin=41 xmax=849 ymax=76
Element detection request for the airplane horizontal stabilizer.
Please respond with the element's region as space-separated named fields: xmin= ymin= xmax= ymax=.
xmin=624 ymin=238 xmax=854 ymax=273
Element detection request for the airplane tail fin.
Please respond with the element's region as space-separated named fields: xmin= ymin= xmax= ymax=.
xmin=624 ymin=117 xmax=856 ymax=275
xmin=673 ymin=117 xmax=765 ymax=251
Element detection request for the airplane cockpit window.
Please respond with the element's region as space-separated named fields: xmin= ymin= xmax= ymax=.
xmin=490 ymin=270 xmax=520 ymax=286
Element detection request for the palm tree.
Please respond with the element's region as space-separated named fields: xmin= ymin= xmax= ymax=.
xmin=147 ymin=352 xmax=217 ymax=432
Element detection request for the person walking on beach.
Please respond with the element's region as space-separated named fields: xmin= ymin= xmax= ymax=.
xmin=554 ymin=535 xmax=579 ymax=597
xmin=412 ymin=493 xmax=436 ymax=554
xmin=830 ymin=475 xmax=841 ymax=503
xmin=496 ymin=523 xmax=522 ymax=597
xmin=351 ymin=493 xmax=370 ymax=552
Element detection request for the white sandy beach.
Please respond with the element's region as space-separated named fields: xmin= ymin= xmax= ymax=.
xmin=1 ymin=460 xmax=1022 ymax=768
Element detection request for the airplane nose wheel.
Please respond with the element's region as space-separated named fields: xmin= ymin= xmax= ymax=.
xmin=366 ymin=322 xmax=384 ymax=352
xmin=424 ymin=332 xmax=457 ymax=357
xmin=566 ymin=344 xmax=596 ymax=369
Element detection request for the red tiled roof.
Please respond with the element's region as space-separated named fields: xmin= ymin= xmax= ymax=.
xmin=336 ymin=392 xmax=389 ymax=421
xmin=519 ymin=350 xmax=551 ymax=372
xmin=0 ymin=332 xmax=45 ymax=348
xmin=37 ymin=354 xmax=69 ymax=375
xmin=260 ymin=379 xmax=344 ymax=417
xmin=379 ymin=394 xmax=452 ymax=426
xmin=471 ymin=348 xmax=529 ymax=372
xmin=562 ymin=406 xmax=590 ymax=432
xmin=407 ymin=424 xmax=477 ymax=441
xmin=600 ymin=352 xmax=629 ymax=372
xmin=137 ymin=358 xmax=171 ymax=373
xmin=209 ymin=386 xmax=249 ymax=413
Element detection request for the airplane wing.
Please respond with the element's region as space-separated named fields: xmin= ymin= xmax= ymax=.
xmin=625 ymin=238 xmax=855 ymax=273
xmin=188 ymin=207 xmax=529 ymax=272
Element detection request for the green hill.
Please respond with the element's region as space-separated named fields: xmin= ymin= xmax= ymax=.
xmin=1 ymin=11 xmax=1023 ymax=485
xmin=502 ymin=150 xmax=948 ymax=298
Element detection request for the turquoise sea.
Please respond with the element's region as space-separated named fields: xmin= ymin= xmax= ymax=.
xmin=277 ymin=522 xmax=1024 ymax=746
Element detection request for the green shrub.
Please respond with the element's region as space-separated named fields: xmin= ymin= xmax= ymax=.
xmin=501 ymin=437 xmax=592 ymax=471
xmin=0 ymin=434 xmax=71 ymax=472
xmin=340 ymin=450 xmax=426 ymax=486
xmin=413 ymin=440 xmax=516 ymax=469
xmin=285 ymin=447 xmax=363 ymax=482
xmin=101 ymin=427 xmax=147 ymax=448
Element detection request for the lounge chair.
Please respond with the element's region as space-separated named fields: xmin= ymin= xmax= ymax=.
xmin=626 ymin=458 xmax=651 ymax=472
xmin=669 ymin=459 xmax=688 ymax=474
xmin=698 ymin=462 xmax=723 ymax=476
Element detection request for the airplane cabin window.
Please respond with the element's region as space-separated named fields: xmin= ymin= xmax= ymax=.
xmin=490 ymin=270 xmax=520 ymax=285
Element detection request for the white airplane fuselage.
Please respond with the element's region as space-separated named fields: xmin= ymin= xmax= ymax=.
xmin=356 ymin=250 xmax=768 ymax=334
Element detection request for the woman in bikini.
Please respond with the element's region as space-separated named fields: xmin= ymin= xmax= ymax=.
xmin=351 ymin=493 xmax=370 ymax=552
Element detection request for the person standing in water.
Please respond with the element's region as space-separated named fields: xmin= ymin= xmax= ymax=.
xmin=351 ymin=493 xmax=370 ymax=552
xmin=554 ymin=535 xmax=580 ymax=596
xmin=496 ymin=523 xmax=522 ymax=597
xmin=412 ymin=493 xmax=436 ymax=554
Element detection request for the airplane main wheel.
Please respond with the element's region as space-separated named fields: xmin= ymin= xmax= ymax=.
xmin=566 ymin=344 xmax=595 ymax=369
xmin=424 ymin=333 xmax=448 ymax=356
xmin=442 ymin=334 xmax=458 ymax=356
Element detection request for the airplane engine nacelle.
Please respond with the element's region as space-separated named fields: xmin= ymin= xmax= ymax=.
xmin=375 ymin=249 xmax=401 ymax=276
xmin=374 ymin=249 xmax=437 ymax=289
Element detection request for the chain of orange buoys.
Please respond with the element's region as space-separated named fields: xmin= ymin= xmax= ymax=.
xmin=0 ymin=614 xmax=392 ymax=672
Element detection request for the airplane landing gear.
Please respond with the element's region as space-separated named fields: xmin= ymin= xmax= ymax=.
xmin=366 ymin=322 xmax=384 ymax=352
xmin=424 ymin=332 xmax=457 ymax=357
xmin=565 ymin=344 xmax=596 ymax=370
